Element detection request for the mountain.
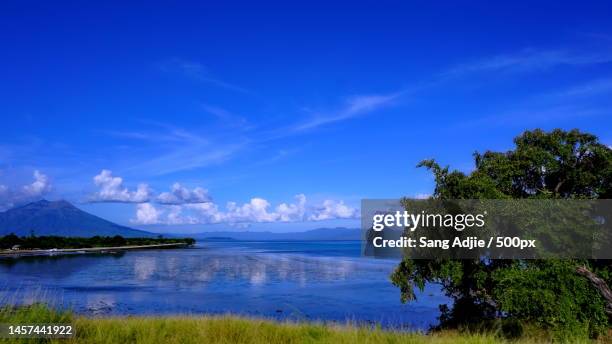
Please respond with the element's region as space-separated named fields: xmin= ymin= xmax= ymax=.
xmin=190 ymin=227 xmax=360 ymax=241
xmin=0 ymin=200 xmax=152 ymax=237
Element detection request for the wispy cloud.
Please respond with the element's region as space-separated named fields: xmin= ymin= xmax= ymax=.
xmin=270 ymin=49 xmax=612 ymax=136
xmin=105 ymin=128 xmax=207 ymax=143
xmin=458 ymin=105 xmax=606 ymax=129
xmin=159 ymin=58 xmax=250 ymax=94
xmin=12 ymin=46 xmax=612 ymax=206
xmin=443 ymin=49 xmax=612 ymax=77
xmin=132 ymin=141 xmax=247 ymax=176
xmin=292 ymin=93 xmax=400 ymax=132
xmin=251 ymin=148 xmax=301 ymax=167
xmin=154 ymin=48 xmax=612 ymax=148
xmin=108 ymin=123 xmax=249 ymax=176
xmin=548 ymin=77 xmax=612 ymax=98
xmin=455 ymin=76 xmax=612 ymax=129
xmin=200 ymin=104 xmax=251 ymax=130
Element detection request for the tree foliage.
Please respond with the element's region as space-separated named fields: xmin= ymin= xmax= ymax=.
xmin=0 ymin=234 xmax=196 ymax=250
xmin=391 ymin=129 xmax=612 ymax=340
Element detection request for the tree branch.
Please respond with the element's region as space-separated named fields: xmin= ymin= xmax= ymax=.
xmin=576 ymin=266 xmax=612 ymax=317
xmin=554 ymin=179 xmax=565 ymax=194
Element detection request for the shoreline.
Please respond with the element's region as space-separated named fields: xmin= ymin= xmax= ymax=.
xmin=0 ymin=242 xmax=190 ymax=257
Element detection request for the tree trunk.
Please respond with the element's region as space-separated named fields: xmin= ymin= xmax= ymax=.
xmin=576 ymin=266 xmax=612 ymax=317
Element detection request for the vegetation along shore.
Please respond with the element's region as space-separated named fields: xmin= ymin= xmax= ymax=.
xmin=0 ymin=235 xmax=195 ymax=257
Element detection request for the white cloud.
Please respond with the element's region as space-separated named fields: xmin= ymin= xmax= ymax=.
xmin=91 ymin=170 xmax=152 ymax=203
xmin=275 ymin=194 xmax=306 ymax=221
xmin=157 ymin=183 xmax=211 ymax=205
xmin=308 ymin=199 xmax=358 ymax=221
xmin=185 ymin=202 xmax=225 ymax=224
xmin=22 ymin=170 xmax=52 ymax=197
xmin=132 ymin=203 xmax=200 ymax=225
xmin=166 ymin=205 xmax=199 ymax=225
xmin=0 ymin=170 xmax=53 ymax=211
xmin=90 ymin=171 xmax=214 ymax=207
xmin=130 ymin=194 xmax=358 ymax=225
xmin=133 ymin=203 xmax=160 ymax=225
xmin=224 ymin=198 xmax=279 ymax=223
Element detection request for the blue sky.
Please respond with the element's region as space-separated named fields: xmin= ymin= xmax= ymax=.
xmin=1 ymin=2 xmax=612 ymax=233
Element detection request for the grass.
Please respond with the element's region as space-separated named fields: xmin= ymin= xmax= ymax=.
xmin=0 ymin=304 xmax=609 ymax=344
xmin=69 ymin=317 xmax=506 ymax=344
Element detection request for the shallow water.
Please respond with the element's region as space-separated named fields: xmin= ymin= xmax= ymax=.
xmin=0 ymin=240 xmax=447 ymax=329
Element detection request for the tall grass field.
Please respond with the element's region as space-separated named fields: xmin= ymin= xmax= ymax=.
xmin=1 ymin=304 xmax=609 ymax=344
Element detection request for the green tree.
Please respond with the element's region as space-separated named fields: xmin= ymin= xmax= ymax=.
xmin=110 ymin=235 xmax=127 ymax=246
xmin=391 ymin=129 xmax=612 ymax=340
xmin=0 ymin=233 xmax=22 ymax=249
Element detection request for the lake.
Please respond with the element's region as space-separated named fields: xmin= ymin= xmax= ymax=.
xmin=0 ymin=240 xmax=447 ymax=330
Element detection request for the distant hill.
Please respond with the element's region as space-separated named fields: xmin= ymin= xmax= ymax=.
xmin=0 ymin=200 xmax=152 ymax=237
xmin=190 ymin=227 xmax=360 ymax=241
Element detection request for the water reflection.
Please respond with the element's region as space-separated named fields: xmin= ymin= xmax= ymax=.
xmin=128 ymin=250 xmax=359 ymax=288
xmin=133 ymin=256 xmax=156 ymax=281
xmin=0 ymin=253 xmax=124 ymax=277
xmin=0 ymin=242 xmax=447 ymax=329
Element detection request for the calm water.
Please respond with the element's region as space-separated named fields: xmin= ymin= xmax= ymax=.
xmin=0 ymin=240 xmax=447 ymax=329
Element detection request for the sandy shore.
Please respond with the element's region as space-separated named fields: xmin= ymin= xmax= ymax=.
xmin=0 ymin=242 xmax=190 ymax=257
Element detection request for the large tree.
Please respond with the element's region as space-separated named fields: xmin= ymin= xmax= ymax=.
xmin=391 ymin=129 xmax=612 ymax=339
